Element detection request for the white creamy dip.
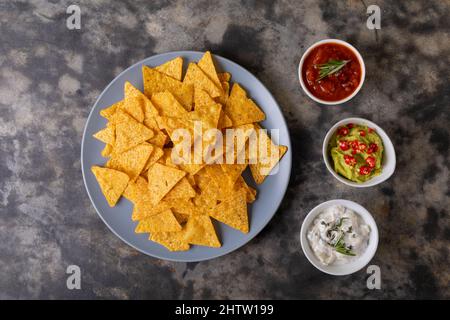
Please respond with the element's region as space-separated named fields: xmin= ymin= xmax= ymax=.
xmin=307 ymin=205 xmax=371 ymax=266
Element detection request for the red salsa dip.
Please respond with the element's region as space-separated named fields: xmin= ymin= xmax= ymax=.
xmin=302 ymin=42 xmax=362 ymax=102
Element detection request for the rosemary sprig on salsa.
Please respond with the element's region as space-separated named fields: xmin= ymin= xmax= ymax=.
xmin=315 ymin=59 xmax=350 ymax=81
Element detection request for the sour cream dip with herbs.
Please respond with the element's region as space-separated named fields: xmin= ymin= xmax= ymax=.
xmin=307 ymin=205 xmax=370 ymax=266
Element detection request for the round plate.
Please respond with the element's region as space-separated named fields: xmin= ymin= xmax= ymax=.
xmin=81 ymin=51 xmax=292 ymax=262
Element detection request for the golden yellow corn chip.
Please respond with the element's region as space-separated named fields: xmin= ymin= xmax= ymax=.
xmin=198 ymin=51 xmax=222 ymax=89
xmin=147 ymin=131 xmax=167 ymax=148
xmin=220 ymin=163 xmax=247 ymax=186
xmin=150 ymin=229 xmax=190 ymax=251
xmin=234 ymin=176 xmax=257 ymax=203
xmin=143 ymin=145 xmax=164 ymax=172
xmin=93 ymin=124 xmax=115 ymax=145
xmin=210 ymin=188 xmax=248 ymax=233
xmin=106 ymin=143 xmax=153 ymax=181
xmin=250 ymin=145 xmax=287 ymax=184
xmin=171 ymin=199 xmax=197 ymax=216
xmin=100 ymin=100 xmax=123 ymax=120
xmin=163 ymin=177 xmax=196 ymax=201
xmin=217 ymin=72 xmax=231 ymax=82
xmin=218 ymin=110 xmax=233 ymax=129
xmin=184 ymin=214 xmax=221 ymax=248
xmin=194 ymin=88 xmax=216 ymax=107
xmin=132 ymin=200 xmax=171 ymax=221
xmin=91 ymin=166 xmax=129 ymax=207
xmin=147 ymin=163 xmax=186 ymax=205
xmin=151 ymin=91 xmax=189 ymax=117
xmin=184 ymin=63 xmax=222 ymax=98
xmin=135 ymin=209 xmax=181 ymax=233
xmin=121 ymin=96 xmax=144 ymax=123
xmin=114 ymin=112 xmax=154 ymax=154
xmin=142 ymin=65 xmax=193 ymax=110
xmin=155 ymin=57 xmax=183 ymax=81
xmin=224 ymin=83 xmax=265 ymax=126
xmin=215 ymin=81 xmax=230 ymax=107
xmin=123 ymin=176 xmax=147 ymax=203
xmin=189 ymin=103 xmax=221 ymax=129
xmin=101 ymin=143 xmax=113 ymax=158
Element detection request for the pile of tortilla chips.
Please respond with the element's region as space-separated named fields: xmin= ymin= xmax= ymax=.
xmin=91 ymin=51 xmax=287 ymax=251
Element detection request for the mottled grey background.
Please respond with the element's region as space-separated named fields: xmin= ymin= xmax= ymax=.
xmin=0 ymin=0 xmax=449 ymax=299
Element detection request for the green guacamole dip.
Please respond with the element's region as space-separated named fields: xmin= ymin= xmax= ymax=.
xmin=328 ymin=124 xmax=384 ymax=183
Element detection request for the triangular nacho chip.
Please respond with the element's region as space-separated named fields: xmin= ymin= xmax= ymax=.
xmin=100 ymin=100 xmax=123 ymax=120
xmin=150 ymin=229 xmax=190 ymax=251
xmin=106 ymin=143 xmax=153 ymax=181
xmin=184 ymin=214 xmax=221 ymax=248
xmin=189 ymin=103 xmax=222 ymax=129
xmin=250 ymin=144 xmax=287 ymax=184
xmin=143 ymin=145 xmax=164 ymax=172
xmin=101 ymin=143 xmax=113 ymax=158
xmin=194 ymin=88 xmax=216 ymax=107
xmin=142 ymin=65 xmax=193 ymax=110
xmin=217 ymin=72 xmax=231 ymax=82
xmin=210 ymin=188 xmax=248 ymax=233
xmin=197 ymin=51 xmax=222 ymax=89
xmin=114 ymin=112 xmax=154 ymax=154
xmin=147 ymin=163 xmax=186 ymax=205
xmin=163 ymin=177 xmax=196 ymax=201
xmin=135 ymin=209 xmax=181 ymax=233
xmin=184 ymin=63 xmax=222 ymax=98
xmin=93 ymin=124 xmax=115 ymax=145
xmin=224 ymin=83 xmax=265 ymax=126
xmin=91 ymin=166 xmax=129 ymax=207
xmin=151 ymin=91 xmax=189 ymax=117
xmin=155 ymin=57 xmax=183 ymax=81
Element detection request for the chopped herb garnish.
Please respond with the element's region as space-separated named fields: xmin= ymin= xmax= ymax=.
xmin=315 ymin=59 xmax=350 ymax=81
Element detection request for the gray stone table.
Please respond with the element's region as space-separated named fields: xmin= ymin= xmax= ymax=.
xmin=0 ymin=0 xmax=448 ymax=299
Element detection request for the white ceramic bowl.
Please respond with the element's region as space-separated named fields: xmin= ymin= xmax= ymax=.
xmin=298 ymin=39 xmax=366 ymax=105
xmin=323 ymin=117 xmax=396 ymax=187
xmin=300 ymin=199 xmax=379 ymax=276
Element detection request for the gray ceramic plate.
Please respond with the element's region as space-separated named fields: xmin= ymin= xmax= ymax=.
xmin=81 ymin=51 xmax=292 ymax=262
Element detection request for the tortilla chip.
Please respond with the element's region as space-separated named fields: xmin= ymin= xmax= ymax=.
xmin=234 ymin=176 xmax=257 ymax=203
xmin=93 ymin=124 xmax=115 ymax=145
xmin=198 ymin=51 xmax=222 ymax=90
xmin=114 ymin=112 xmax=154 ymax=154
xmin=151 ymin=91 xmax=189 ymax=117
xmin=184 ymin=63 xmax=222 ymax=98
xmin=155 ymin=57 xmax=183 ymax=81
xmin=106 ymin=143 xmax=153 ymax=181
xmin=135 ymin=209 xmax=181 ymax=233
xmin=194 ymin=88 xmax=216 ymax=107
xmin=217 ymin=72 xmax=231 ymax=82
xmin=91 ymin=166 xmax=129 ymax=207
xmin=142 ymin=65 xmax=193 ymax=110
xmin=150 ymin=229 xmax=190 ymax=251
xmin=184 ymin=214 xmax=221 ymax=248
xmin=220 ymin=163 xmax=247 ymax=186
xmin=250 ymin=144 xmax=287 ymax=184
xmin=101 ymin=143 xmax=113 ymax=158
xmin=218 ymin=110 xmax=233 ymax=129
xmin=224 ymin=83 xmax=265 ymax=126
xmin=189 ymin=103 xmax=222 ymax=129
xmin=100 ymin=100 xmax=123 ymax=120
xmin=147 ymin=131 xmax=167 ymax=148
xmin=172 ymin=210 xmax=190 ymax=225
xmin=121 ymin=96 xmax=144 ymax=123
xmin=143 ymin=145 xmax=164 ymax=172
xmin=147 ymin=163 xmax=186 ymax=205
xmin=132 ymin=200 xmax=171 ymax=221
xmin=163 ymin=177 xmax=196 ymax=201
xmin=215 ymin=81 xmax=230 ymax=107
xmin=210 ymin=188 xmax=248 ymax=233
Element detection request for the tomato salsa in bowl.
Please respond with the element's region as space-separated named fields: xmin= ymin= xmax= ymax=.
xmin=299 ymin=39 xmax=365 ymax=105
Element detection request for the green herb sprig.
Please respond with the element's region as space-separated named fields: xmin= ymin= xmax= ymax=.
xmin=315 ymin=59 xmax=350 ymax=81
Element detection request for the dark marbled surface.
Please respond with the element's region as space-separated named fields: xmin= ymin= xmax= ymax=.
xmin=0 ymin=0 xmax=449 ymax=299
